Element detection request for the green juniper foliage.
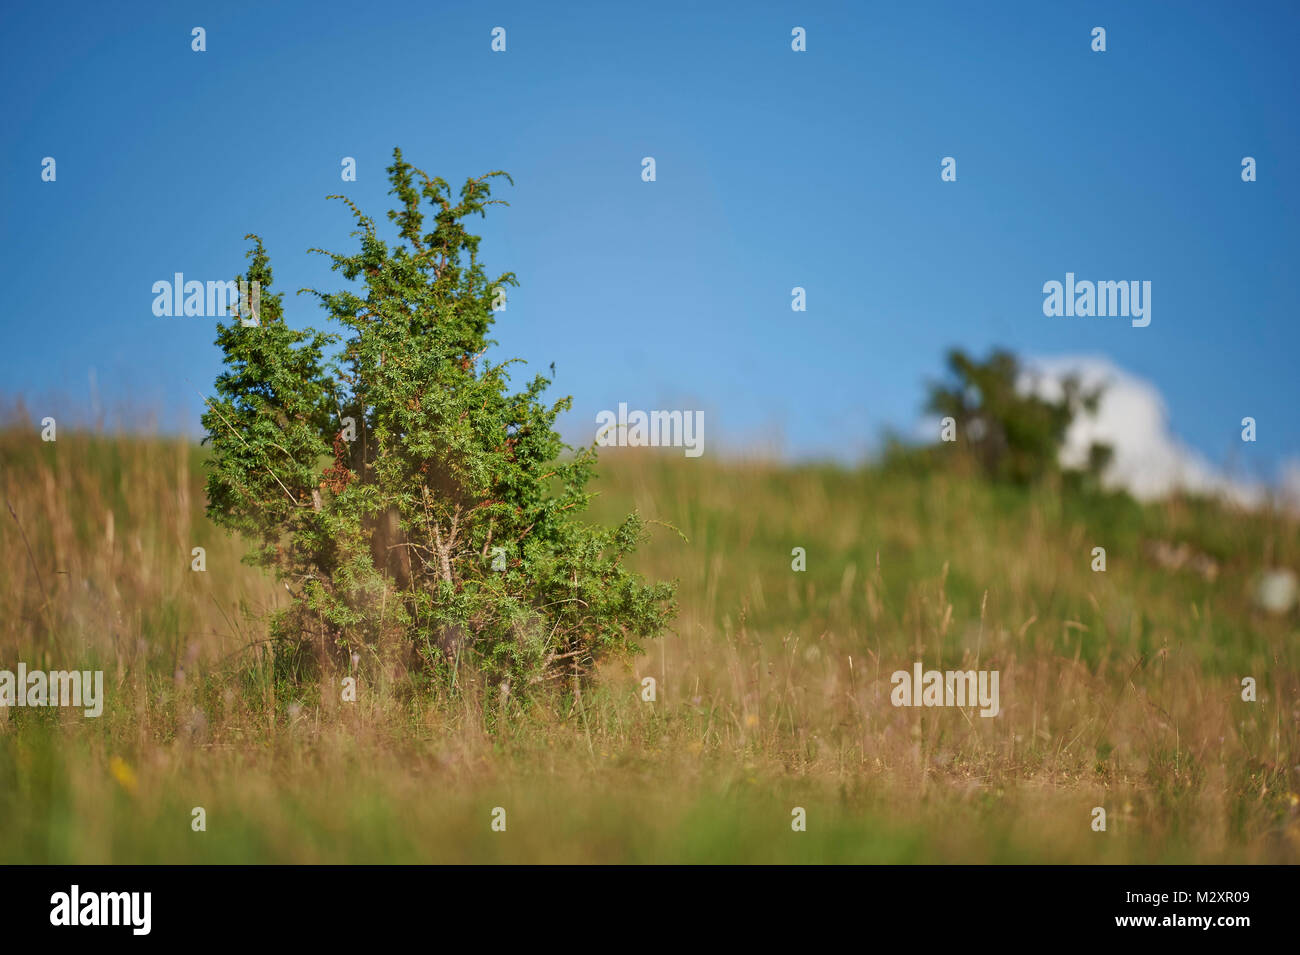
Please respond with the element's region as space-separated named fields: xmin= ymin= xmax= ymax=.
xmin=202 ymin=148 xmax=676 ymax=688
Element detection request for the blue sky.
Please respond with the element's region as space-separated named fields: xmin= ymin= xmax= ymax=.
xmin=3 ymin=0 xmax=1297 ymax=481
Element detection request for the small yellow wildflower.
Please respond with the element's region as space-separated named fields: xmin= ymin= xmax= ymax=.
xmin=109 ymin=756 xmax=138 ymax=796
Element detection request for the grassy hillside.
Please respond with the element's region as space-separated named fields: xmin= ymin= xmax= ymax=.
xmin=1 ymin=428 xmax=1297 ymax=862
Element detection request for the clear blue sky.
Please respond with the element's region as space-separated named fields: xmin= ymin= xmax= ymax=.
xmin=3 ymin=0 xmax=1297 ymax=478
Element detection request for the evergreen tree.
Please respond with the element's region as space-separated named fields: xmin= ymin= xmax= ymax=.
xmin=202 ymin=148 xmax=676 ymax=689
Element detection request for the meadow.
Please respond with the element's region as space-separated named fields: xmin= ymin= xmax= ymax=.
xmin=0 ymin=425 xmax=1296 ymax=863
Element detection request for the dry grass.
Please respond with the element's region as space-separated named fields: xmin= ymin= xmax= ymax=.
xmin=1 ymin=426 xmax=1297 ymax=862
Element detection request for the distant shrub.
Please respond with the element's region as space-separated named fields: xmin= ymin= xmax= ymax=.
xmin=202 ymin=148 xmax=675 ymax=690
xmin=916 ymin=347 xmax=1112 ymax=485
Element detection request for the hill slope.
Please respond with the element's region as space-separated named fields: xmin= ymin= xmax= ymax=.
xmin=0 ymin=430 xmax=1296 ymax=862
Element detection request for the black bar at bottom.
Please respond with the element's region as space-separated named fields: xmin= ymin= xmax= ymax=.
xmin=0 ymin=864 xmax=1283 ymax=941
